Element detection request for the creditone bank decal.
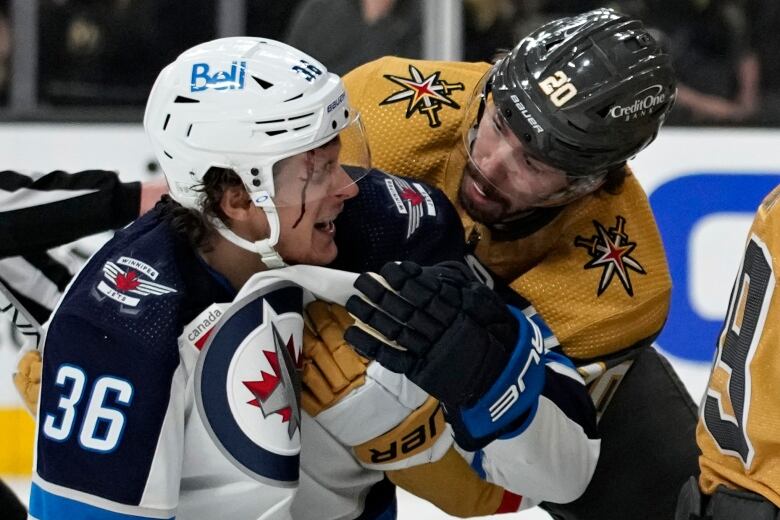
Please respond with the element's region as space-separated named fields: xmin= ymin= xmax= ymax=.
xmin=650 ymin=172 xmax=780 ymax=361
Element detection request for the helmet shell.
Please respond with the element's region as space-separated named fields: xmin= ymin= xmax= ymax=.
xmin=144 ymin=37 xmax=354 ymax=208
xmin=490 ymin=8 xmax=676 ymax=177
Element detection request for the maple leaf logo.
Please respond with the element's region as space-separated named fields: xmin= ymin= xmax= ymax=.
xmin=115 ymin=271 xmax=141 ymax=292
xmin=401 ymin=187 xmax=423 ymax=206
xmin=242 ymin=333 xmax=300 ymax=423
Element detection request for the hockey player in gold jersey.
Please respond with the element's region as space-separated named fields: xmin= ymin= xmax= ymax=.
xmin=676 ymin=184 xmax=780 ymax=519
xmin=335 ymin=7 xmax=699 ymax=520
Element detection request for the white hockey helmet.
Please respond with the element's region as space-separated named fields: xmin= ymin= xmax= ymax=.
xmin=144 ymin=37 xmax=370 ymax=267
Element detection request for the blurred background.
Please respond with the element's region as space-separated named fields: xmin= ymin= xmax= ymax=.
xmin=2 ymin=1 xmax=780 ymax=518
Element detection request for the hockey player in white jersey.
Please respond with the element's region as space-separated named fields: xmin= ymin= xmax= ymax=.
xmin=29 ymin=37 xmax=598 ymax=520
xmin=30 ymin=37 xmax=371 ymax=520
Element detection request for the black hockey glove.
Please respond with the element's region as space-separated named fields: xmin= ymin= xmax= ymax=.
xmin=344 ymin=261 xmax=518 ymax=408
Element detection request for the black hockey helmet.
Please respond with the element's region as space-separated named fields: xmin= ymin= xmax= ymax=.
xmin=462 ymin=8 xmax=675 ymax=210
xmin=491 ymin=7 xmax=675 ymax=177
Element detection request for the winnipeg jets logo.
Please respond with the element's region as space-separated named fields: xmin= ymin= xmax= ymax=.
xmin=96 ymin=257 xmax=176 ymax=308
xmin=242 ymin=324 xmax=302 ymax=439
xmin=380 ymin=64 xmax=464 ymax=128
xmin=574 ymin=216 xmax=646 ymax=296
xmin=384 ymin=176 xmax=437 ymax=239
xmin=195 ymin=283 xmax=304 ymax=486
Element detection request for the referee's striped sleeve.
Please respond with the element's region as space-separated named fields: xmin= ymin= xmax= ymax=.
xmin=0 ymin=170 xmax=141 ymax=258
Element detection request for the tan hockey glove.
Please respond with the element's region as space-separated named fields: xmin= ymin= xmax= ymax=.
xmin=303 ymin=300 xmax=451 ymax=469
xmin=13 ymin=349 xmax=42 ymax=416
xmin=301 ymin=301 xmax=369 ymax=416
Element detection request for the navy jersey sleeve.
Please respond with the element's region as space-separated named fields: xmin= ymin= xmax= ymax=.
xmin=32 ymin=309 xmax=183 ymax=519
xmin=0 ymin=170 xmax=141 ymax=258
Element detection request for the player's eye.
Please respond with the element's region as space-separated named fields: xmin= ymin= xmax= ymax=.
xmin=524 ymin=155 xmax=543 ymax=175
xmin=492 ymin=114 xmax=504 ymax=133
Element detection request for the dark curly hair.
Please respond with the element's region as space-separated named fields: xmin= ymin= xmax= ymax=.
xmin=157 ymin=167 xmax=243 ymax=251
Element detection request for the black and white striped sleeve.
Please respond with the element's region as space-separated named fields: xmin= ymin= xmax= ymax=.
xmin=0 ymin=170 xmax=141 ymax=258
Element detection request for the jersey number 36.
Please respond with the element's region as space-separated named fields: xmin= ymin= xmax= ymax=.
xmin=42 ymin=364 xmax=134 ymax=453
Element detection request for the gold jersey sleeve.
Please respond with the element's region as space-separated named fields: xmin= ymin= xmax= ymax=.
xmin=342 ymin=57 xmax=671 ymax=361
xmin=697 ymin=184 xmax=780 ymax=507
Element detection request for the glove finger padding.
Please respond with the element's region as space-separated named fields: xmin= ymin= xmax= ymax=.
xmin=301 ymin=301 xmax=369 ymax=416
xmin=346 ymin=260 xmax=520 ymax=409
xmin=353 ymin=272 xmax=447 ymax=344
xmin=344 ymin=326 xmax=417 ymax=374
xmin=379 ymin=262 xmax=461 ymax=325
xmin=307 ymin=301 xmax=367 ymax=381
xmin=346 ymin=294 xmax=430 ymax=355
xmin=13 ymin=349 xmax=42 ymax=416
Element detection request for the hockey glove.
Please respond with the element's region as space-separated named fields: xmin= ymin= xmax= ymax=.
xmin=301 ymin=301 xmax=369 ymax=416
xmin=13 ymin=349 xmax=42 ymax=416
xmin=344 ymin=261 xmax=518 ymax=408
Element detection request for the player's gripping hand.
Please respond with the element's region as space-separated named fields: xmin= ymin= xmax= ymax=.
xmin=344 ymin=261 xmax=518 ymax=408
xmin=301 ymin=301 xmax=369 ymax=416
xmin=13 ymin=349 xmax=42 ymax=415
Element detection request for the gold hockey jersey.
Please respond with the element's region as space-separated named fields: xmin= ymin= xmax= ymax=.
xmin=342 ymin=57 xmax=671 ymax=360
xmin=698 ymin=184 xmax=780 ymax=506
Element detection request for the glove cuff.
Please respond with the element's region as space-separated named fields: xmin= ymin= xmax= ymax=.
xmin=447 ymin=306 xmax=547 ymax=450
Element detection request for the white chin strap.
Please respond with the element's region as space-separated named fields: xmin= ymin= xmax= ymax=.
xmin=213 ymin=203 xmax=287 ymax=269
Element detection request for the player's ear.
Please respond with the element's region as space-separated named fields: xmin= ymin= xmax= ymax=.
xmin=219 ymin=185 xmax=253 ymax=223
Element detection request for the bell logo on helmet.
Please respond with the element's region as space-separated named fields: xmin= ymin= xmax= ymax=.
xmin=190 ymin=61 xmax=247 ymax=92
xmin=609 ymin=85 xmax=666 ymax=121
xmin=538 ymin=71 xmax=578 ymax=108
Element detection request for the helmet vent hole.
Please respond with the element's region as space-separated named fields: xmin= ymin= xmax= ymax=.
xmin=265 ymin=129 xmax=287 ymax=136
xmin=284 ymin=93 xmax=304 ymax=102
xmin=503 ymin=108 xmax=512 ymax=119
xmin=164 ymin=151 xmax=173 ymax=159
xmin=163 ymin=114 xmax=171 ymax=131
xmin=288 ymin=113 xmax=313 ymax=121
xmin=523 ymin=133 xmax=531 ymax=142
xmin=256 ymin=118 xmax=284 ymax=124
xmin=252 ymin=76 xmax=273 ymax=90
xmin=331 ymin=121 xmax=337 ymax=130
xmin=186 ymin=124 xmax=192 ymax=137
xmin=294 ymin=125 xmax=311 ymax=131
xmin=636 ymin=33 xmax=653 ymax=47
xmin=174 ymin=95 xmax=199 ymax=104
xmin=545 ymin=39 xmax=564 ymax=51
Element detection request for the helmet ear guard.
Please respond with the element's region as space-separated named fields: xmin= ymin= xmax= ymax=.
xmin=143 ymin=37 xmax=370 ymax=268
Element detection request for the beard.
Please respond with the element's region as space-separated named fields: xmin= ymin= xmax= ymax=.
xmin=458 ymin=163 xmax=514 ymax=224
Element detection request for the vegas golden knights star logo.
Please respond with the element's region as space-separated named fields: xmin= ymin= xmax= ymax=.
xmin=380 ymin=64 xmax=464 ymax=128
xmin=574 ymin=216 xmax=646 ymax=296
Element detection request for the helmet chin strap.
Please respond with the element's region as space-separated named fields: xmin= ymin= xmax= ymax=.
xmin=212 ymin=203 xmax=287 ymax=270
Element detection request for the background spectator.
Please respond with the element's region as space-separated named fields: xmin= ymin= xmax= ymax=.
xmin=285 ymin=0 xmax=421 ymax=75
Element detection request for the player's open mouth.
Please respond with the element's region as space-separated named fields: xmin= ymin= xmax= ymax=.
xmin=467 ymin=174 xmax=496 ymax=204
xmin=472 ymin=180 xmax=488 ymax=197
xmin=314 ymin=219 xmax=335 ymax=234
